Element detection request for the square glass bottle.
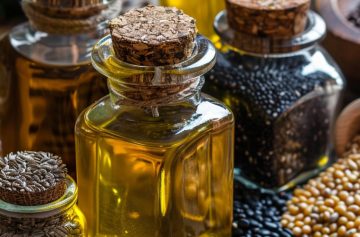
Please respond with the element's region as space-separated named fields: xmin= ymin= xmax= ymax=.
xmin=204 ymin=0 xmax=345 ymax=191
xmin=75 ymin=6 xmax=234 ymax=236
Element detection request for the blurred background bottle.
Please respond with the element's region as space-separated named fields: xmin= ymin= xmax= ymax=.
xmin=159 ymin=0 xmax=225 ymax=42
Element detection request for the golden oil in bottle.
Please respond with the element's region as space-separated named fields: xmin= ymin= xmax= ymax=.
xmin=76 ymin=6 xmax=234 ymax=236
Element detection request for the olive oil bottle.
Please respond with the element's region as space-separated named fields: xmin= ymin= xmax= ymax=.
xmin=76 ymin=6 xmax=234 ymax=236
xmin=1 ymin=0 xmax=121 ymax=178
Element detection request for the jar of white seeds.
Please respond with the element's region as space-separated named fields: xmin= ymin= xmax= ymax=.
xmin=0 ymin=151 xmax=86 ymax=236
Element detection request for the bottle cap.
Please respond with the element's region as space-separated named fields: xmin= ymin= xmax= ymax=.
xmin=226 ymin=0 xmax=311 ymax=38
xmin=0 ymin=151 xmax=67 ymax=206
xmin=109 ymin=5 xmax=197 ymax=66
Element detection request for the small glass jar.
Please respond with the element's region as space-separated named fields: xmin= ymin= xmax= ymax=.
xmin=204 ymin=10 xmax=345 ymax=191
xmin=76 ymin=35 xmax=234 ymax=236
xmin=0 ymin=176 xmax=86 ymax=235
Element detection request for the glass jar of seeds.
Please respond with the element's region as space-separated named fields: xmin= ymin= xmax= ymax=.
xmin=0 ymin=151 xmax=86 ymax=236
xmin=204 ymin=0 xmax=345 ymax=191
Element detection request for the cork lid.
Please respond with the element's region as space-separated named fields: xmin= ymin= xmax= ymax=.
xmin=109 ymin=5 xmax=197 ymax=66
xmin=0 ymin=151 xmax=67 ymax=206
xmin=226 ymin=0 xmax=311 ymax=37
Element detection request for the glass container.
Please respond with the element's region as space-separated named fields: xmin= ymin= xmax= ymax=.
xmin=75 ymin=35 xmax=234 ymax=236
xmin=204 ymin=10 xmax=345 ymax=191
xmin=0 ymin=176 xmax=86 ymax=235
xmin=159 ymin=0 xmax=225 ymax=42
xmin=1 ymin=0 xmax=121 ymax=178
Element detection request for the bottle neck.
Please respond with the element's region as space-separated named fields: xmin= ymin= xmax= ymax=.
xmin=21 ymin=0 xmax=121 ymax=35
xmin=214 ymin=10 xmax=326 ymax=55
xmin=108 ymin=74 xmax=204 ymax=110
xmin=92 ymin=35 xmax=217 ymax=117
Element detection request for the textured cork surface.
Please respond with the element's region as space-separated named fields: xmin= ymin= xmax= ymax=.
xmin=109 ymin=5 xmax=197 ymax=66
xmin=0 ymin=151 xmax=67 ymax=206
xmin=226 ymin=0 xmax=310 ymax=37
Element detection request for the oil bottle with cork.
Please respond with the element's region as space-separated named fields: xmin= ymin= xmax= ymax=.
xmin=0 ymin=0 xmax=122 ymax=178
xmin=75 ymin=5 xmax=234 ymax=236
xmin=204 ymin=0 xmax=345 ymax=191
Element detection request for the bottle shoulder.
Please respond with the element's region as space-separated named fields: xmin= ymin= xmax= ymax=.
xmin=213 ymin=45 xmax=345 ymax=86
xmin=76 ymin=94 xmax=234 ymax=146
xmin=9 ymin=22 xmax=106 ymax=66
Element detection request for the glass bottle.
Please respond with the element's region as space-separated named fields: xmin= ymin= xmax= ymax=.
xmin=204 ymin=7 xmax=345 ymax=191
xmin=75 ymin=33 xmax=234 ymax=236
xmin=159 ymin=0 xmax=225 ymax=42
xmin=2 ymin=0 xmax=121 ymax=178
xmin=0 ymin=176 xmax=86 ymax=235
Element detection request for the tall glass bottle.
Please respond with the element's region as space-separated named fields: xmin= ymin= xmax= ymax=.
xmin=76 ymin=6 xmax=234 ymax=236
xmin=159 ymin=0 xmax=225 ymax=42
xmin=204 ymin=0 xmax=345 ymax=190
xmin=2 ymin=0 xmax=121 ymax=178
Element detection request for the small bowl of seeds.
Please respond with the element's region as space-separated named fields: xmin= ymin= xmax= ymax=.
xmin=316 ymin=0 xmax=360 ymax=96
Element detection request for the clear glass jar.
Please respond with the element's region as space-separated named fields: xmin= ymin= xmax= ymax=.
xmin=75 ymin=35 xmax=234 ymax=236
xmin=1 ymin=0 xmax=121 ymax=178
xmin=204 ymin=10 xmax=345 ymax=191
xmin=0 ymin=176 xmax=86 ymax=235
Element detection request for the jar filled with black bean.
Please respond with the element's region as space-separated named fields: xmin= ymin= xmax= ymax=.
xmin=204 ymin=0 xmax=345 ymax=191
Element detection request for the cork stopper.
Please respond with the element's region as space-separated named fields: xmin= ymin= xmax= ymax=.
xmin=109 ymin=5 xmax=197 ymax=66
xmin=0 ymin=151 xmax=67 ymax=206
xmin=226 ymin=0 xmax=311 ymax=38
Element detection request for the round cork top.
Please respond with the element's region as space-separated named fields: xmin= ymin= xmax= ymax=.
xmin=0 ymin=151 xmax=67 ymax=206
xmin=109 ymin=5 xmax=197 ymax=66
xmin=226 ymin=0 xmax=311 ymax=37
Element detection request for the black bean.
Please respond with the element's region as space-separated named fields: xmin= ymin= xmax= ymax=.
xmin=232 ymin=181 xmax=293 ymax=237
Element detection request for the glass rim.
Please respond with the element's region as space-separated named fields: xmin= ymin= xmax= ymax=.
xmin=0 ymin=176 xmax=77 ymax=218
xmin=22 ymin=0 xmax=116 ymax=8
xmin=91 ymin=34 xmax=217 ymax=85
xmin=214 ymin=10 xmax=327 ymax=55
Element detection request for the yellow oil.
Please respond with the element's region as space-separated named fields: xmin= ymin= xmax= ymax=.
xmin=76 ymin=94 xmax=234 ymax=236
xmin=160 ymin=0 xmax=224 ymax=42
xmin=0 ymin=36 xmax=107 ymax=178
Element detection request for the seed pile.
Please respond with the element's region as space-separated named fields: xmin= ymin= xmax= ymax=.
xmin=348 ymin=3 xmax=360 ymax=29
xmin=282 ymin=136 xmax=360 ymax=236
xmin=204 ymin=50 xmax=339 ymax=188
xmin=0 ymin=151 xmax=66 ymax=193
xmin=232 ymin=180 xmax=293 ymax=237
xmin=0 ymin=151 xmax=67 ymax=206
xmin=0 ymin=208 xmax=82 ymax=236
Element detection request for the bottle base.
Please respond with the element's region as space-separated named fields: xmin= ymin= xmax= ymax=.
xmin=234 ymin=154 xmax=335 ymax=193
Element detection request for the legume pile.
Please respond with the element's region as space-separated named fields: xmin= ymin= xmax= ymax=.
xmin=232 ymin=181 xmax=293 ymax=237
xmin=282 ymin=136 xmax=360 ymax=236
xmin=348 ymin=3 xmax=360 ymax=29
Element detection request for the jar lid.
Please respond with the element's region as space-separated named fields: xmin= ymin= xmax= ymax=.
xmin=214 ymin=10 xmax=326 ymax=54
